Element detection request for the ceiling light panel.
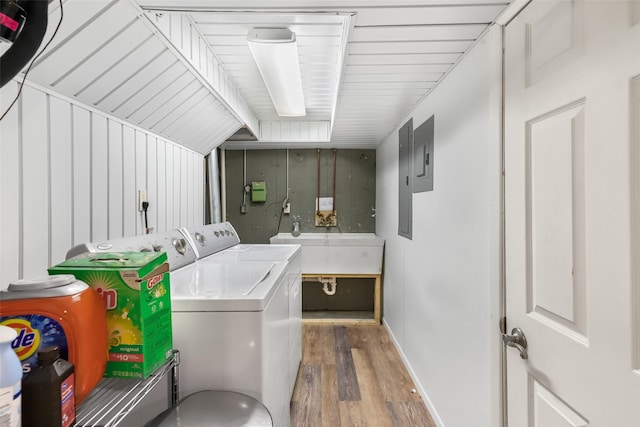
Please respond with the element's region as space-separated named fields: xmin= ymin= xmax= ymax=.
xmin=247 ymin=27 xmax=306 ymax=117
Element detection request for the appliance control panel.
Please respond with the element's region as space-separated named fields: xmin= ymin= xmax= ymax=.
xmin=66 ymin=230 xmax=197 ymax=271
xmin=180 ymin=222 xmax=240 ymax=259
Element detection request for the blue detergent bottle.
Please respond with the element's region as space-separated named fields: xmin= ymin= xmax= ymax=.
xmin=0 ymin=324 xmax=22 ymax=426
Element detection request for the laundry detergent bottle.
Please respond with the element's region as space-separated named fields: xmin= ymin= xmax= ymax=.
xmin=0 ymin=325 xmax=22 ymax=427
xmin=0 ymin=274 xmax=107 ymax=403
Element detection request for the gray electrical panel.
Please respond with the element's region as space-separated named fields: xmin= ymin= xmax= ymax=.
xmin=398 ymin=118 xmax=413 ymax=240
xmin=413 ymin=115 xmax=434 ymax=193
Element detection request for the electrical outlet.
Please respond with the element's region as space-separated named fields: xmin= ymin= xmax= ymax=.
xmin=138 ymin=190 xmax=147 ymax=212
xmin=283 ymin=203 xmax=291 ymax=214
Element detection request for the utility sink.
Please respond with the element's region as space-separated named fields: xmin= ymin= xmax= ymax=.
xmin=269 ymin=233 xmax=384 ymax=275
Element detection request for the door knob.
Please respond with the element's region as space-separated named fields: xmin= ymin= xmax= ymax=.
xmin=503 ymin=327 xmax=528 ymax=360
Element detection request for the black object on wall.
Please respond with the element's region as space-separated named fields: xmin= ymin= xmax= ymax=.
xmin=0 ymin=0 xmax=49 ymax=88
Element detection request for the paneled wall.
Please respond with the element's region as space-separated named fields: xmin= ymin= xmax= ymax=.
xmin=0 ymin=82 xmax=205 ymax=287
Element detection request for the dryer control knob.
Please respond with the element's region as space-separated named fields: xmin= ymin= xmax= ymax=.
xmin=195 ymin=233 xmax=206 ymax=246
xmin=172 ymin=238 xmax=187 ymax=255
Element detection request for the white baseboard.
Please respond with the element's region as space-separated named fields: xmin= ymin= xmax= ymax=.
xmin=382 ymin=318 xmax=445 ymax=427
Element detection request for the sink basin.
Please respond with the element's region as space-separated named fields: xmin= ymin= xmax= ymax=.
xmin=269 ymin=233 xmax=384 ymax=275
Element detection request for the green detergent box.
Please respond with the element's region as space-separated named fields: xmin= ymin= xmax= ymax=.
xmin=49 ymin=252 xmax=173 ymax=379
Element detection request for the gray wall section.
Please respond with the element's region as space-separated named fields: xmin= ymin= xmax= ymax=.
xmin=224 ymin=149 xmax=376 ymax=244
xmin=302 ymin=278 xmax=375 ymax=311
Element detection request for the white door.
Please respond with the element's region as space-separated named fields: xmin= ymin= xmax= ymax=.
xmin=504 ymin=0 xmax=640 ymax=426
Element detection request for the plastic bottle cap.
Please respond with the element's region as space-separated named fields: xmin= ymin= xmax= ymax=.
xmin=37 ymin=345 xmax=61 ymax=363
xmin=0 ymin=325 xmax=18 ymax=343
xmin=8 ymin=275 xmax=76 ymax=291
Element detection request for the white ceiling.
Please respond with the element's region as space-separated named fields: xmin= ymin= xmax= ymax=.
xmin=22 ymin=0 xmax=513 ymax=153
xmin=191 ymin=12 xmax=348 ymax=124
xmin=138 ymin=0 xmax=513 ymax=149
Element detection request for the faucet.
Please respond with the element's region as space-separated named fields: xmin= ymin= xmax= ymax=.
xmin=292 ymin=216 xmax=301 ymax=237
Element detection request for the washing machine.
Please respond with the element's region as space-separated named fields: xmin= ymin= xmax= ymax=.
xmin=180 ymin=223 xmax=302 ymax=398
xmin=66 ymin=225 xmax=297 ymax=427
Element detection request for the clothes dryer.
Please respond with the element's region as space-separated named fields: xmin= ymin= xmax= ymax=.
xmin=180 ymin=223 xmax=302 ymax=398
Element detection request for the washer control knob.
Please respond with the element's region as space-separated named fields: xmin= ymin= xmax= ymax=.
xmin=140 ymin=247 xmax=152 ymax=252
xmin=153 ymin=245 xmax=163 ymax=252
xmin=195 ymin=233 xmax=206 ymax=246
xmin=172 ymin=238 xmax=187 ymax=255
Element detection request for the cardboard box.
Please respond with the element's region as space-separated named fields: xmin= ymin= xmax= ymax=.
xmin=49 ymin=252 xmax=173 ymax=379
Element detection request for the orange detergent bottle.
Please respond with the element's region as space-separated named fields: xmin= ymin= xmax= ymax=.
xmin=0 ymin=275 xmax=108 ymax=403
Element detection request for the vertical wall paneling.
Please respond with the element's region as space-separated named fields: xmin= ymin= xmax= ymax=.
xmin=181 ymin=16 xmax=191 ymax=63
xmin=0 ymin=83 xmax=21 ymax=284
xmin=49 ymin=97 xmax=73 ymax=265
xmin=122 ymin=125 xmax=137 ymax=237
xmin=191 ymin=26 xmax=200 ymax=69
xmin=147 ymin=136 xmax=158 ymax=233
xmin=156 ymin=139 xmax=167 ymax=232
xmin=147 ymin=11 xmax=256 ymax=136
xmin=170 ymin=14 xmax=181 ymax=49
xmin=72 ymin=105 xmax=92 ymax=246
xmin=180 ymin=148 xmax=188 ymax=226
xmin=135 ymin=130 xmax=147 ymax=235
xmin=165 ymin=142 xmax=175 ymax=229
xmin=200 ymin=38 xmax=207 ymax=77
xmin=155 ymin=9 xmax=170 ymax=34
xmin=187 ymin=153 xmax=194 ymax=226
xmin=213 ymin=61 xmax=220 ymax=91
xmin=632 ymin=75 xmax=640 ymax=370
xmin=21 ymin=86 xmax=50 ymax=278
xmin=205 ymin=49 xmax=213 ymax=82
xmin=0 ymin=82 xmax=206 ymax=286
xmin=91 ymin=114 xmax=109 ymax=242
xmin=173 ymin=145 xmax=182 ymax=228
xmin=195 ymin=155 xmax=204 ymax=226
xmin=108 ymin=120 xmax=124 ymax=239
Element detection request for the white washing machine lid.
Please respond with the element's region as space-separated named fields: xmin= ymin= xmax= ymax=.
xmin=169 ymin=260 xmax=286 ymax=312
xmin=200 ymin=244 xmax=301 ymax=263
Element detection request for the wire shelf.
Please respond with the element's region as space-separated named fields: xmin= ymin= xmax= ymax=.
xmin=76 ymin=351 xmax=180 ymax=427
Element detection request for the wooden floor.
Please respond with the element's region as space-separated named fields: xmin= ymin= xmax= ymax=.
xmin=291 ymin=324 xmax=437 ymax=427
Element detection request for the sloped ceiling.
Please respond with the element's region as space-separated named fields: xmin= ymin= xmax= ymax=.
xmin=24 ymin=0 xmax=250 ymax=155
xmin=19 ymin=0 xmax=513 ymax=153
xmin=137 ymin=0 xmax=513 ymax=149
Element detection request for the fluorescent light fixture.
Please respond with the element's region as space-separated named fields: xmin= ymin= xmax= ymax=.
xmin=247 ymin=28 xmax=306 ymax=117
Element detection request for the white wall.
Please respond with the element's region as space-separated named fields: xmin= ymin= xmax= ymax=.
xmin=0 ymin=81 xmax=205 ymax=287
xmin=376 ymin=27 xmax=503 ymax=427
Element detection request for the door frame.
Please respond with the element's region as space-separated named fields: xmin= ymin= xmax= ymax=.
xmin=492 ymin=2 xmax=534 ymax=427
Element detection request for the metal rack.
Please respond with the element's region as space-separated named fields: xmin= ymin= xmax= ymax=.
xmin=76 ymin=351 xmax=180 ymax=427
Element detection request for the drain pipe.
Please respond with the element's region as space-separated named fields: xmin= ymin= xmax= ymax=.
xmin=303 ymin=276 xmax=338 ymax=295
xmin=321 ymin=277 xmax=337 ymax=296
